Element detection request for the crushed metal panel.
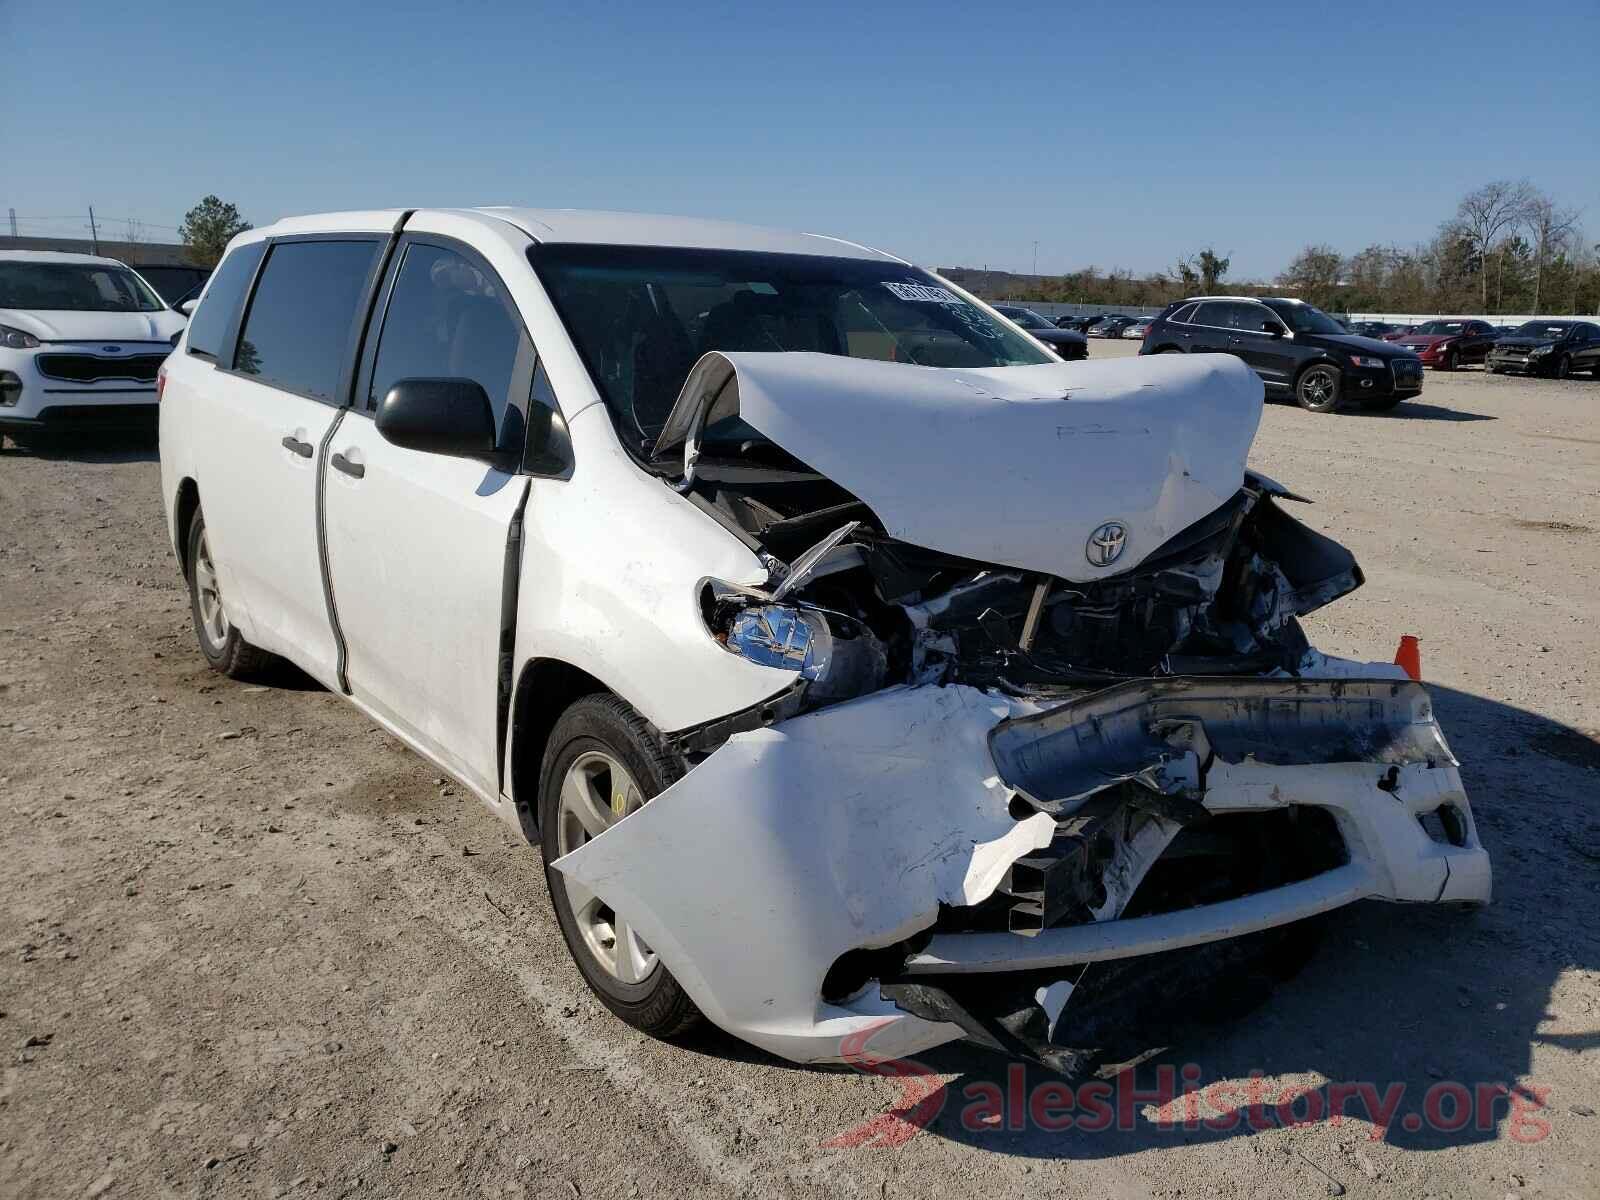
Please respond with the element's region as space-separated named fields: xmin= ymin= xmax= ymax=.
xmin=651 ymin=349 xmax=1265 ymax=583
xmin=551 ymin=684 xmax=1051 ymax=1064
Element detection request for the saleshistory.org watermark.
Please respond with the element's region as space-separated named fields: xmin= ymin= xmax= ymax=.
xmin=822 ymin=1023 xmax=1552 ymax=1150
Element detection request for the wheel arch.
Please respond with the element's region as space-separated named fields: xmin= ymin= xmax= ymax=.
xmin=507 ymin=657 xmax=613 ymax=842
xmin=173 ymin=477 xmax=201 ymax=577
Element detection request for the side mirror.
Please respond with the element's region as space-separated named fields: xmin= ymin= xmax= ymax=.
xmin=1262 ymin=320 xmax=1286 ymax=337
xmin=177 ymin=299 xmax=198 ymax=316
xmin=376 ymin=378 xmax=498 ymax=459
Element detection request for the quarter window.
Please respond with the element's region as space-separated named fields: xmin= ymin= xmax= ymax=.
xmin=1169 ymin=303 xmax=1198 ymax=324
xmin=368 ymin=242 xmax=531 ymax=440
xmin=233 ymin=240 xmax=381 ymax=403
xmin=186 ymin=242 xmax=265 ymax=361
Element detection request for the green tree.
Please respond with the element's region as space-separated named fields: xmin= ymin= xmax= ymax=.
xmin=179 ymin=195 xmax=252 ymax=268
xmin=1278 ymin=245 xmax=1343 ymax=310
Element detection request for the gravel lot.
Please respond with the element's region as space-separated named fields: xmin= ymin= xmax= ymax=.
xmin=2 ymin=346 xmax=1598 ymax=1200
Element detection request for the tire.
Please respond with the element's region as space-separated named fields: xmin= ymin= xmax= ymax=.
xmin=1294 ymin=363 xmax=1343 ymax=413
xmin=539 ymin=694 xmax=703 ymax=1040
xmin=1555 ymin=354 xmax=1571 ymax=380
xmin=185 ymin=512 xmax=275 ymax=678
xmin=1158 ymin=347 xmax=1184 ymax=354
xmin=1439 ymin=348 xmax=1458 ymax=371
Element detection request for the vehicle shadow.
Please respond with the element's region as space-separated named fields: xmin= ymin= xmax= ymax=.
xmin=1 ymin=427 xmax=160 ymax=462
xmin=780 ymin=682 xmax=1597 ymax=1159
xmin=1348 ymin=402 xmax=1496 ymax=422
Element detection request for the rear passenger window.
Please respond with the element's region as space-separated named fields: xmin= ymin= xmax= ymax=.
xmin=234 ymin=240 xmax=381 ymax=403
xmin=1193 ymin=301 xmax=1230 ymax=327
xmin=367 ymin=242 xmax=531 ymax=437
xmin=185 ymin=241 xmax=265 ymax=360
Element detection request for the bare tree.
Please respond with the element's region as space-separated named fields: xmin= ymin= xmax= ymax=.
xmin=1524 ymin=194 xmax=1581 ymax=315
xmin=1453 ymin=180 xmax=1535 ymax=311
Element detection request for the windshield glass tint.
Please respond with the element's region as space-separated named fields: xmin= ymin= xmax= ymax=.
xmin=1416 ymin=321 xmax=1466 ymax=335
xmin=1514 ymin=322 xmax=1570 ymax=339
xmin=0 ymin=262 xmax=165 ymax=312
xmin=1269 ymin=302 xmax=1346 ymax=335
xmin=530 ymin=245 xmax=1051 ymax=451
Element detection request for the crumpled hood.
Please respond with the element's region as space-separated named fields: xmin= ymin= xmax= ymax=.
xmin=656 ymin=350 xmax=1264 ymax=584
xmin=0 ymin=307 xmax=184 ymax=342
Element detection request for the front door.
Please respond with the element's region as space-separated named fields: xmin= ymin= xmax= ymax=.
xmin=189 ymin=236 xmax=384 ymax=686
xmin=321 ymin=236 xmax=535 ymax=800
xmin=1228 ymin=301 xmax=1297 ymax=390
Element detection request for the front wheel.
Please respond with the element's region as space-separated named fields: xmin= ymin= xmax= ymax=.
xmin=1295 ymin=364 xmax=1343 ymax=413
xmin=1439 ymin=348 xmax=1458 ymax=371
xmin=1554 ymin=354 xmax=1572 ymax=379
xmin=186 ymin=512 xmax=275 ymax=678
xmin=540 ymin=694 xmax=703 ymax=1040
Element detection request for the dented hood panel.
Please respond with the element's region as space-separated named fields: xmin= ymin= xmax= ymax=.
xmin=656 ymin=350 xmax=1264 ymax=582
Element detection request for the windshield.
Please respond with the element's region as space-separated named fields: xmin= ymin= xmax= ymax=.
xmin=0 ymin=262 xmax=166 ymax=312
xmin=133 ymin=265 xmax=209 ymax=305
xmin=1416 ymin=321 xmax=1466 ymax=335
xmin=530 ymin=245 xmax=1052 ymax=452
xmin=1513 ymin=322 xmax=1571 ymax=340
xmin=1267 ymin=302 xmax=1346 ymax=335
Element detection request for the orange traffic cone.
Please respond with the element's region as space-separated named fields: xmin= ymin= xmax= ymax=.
xmin=1394 ymin=635 xmax=1421 ymax=681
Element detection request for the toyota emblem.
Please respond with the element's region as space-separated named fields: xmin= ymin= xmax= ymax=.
xmin=1086 ymin=521 xmax=1127 ymax=568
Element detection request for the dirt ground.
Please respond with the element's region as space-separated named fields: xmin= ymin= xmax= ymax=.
xmin=2 ymin=348 xmax=1598 ymax=1200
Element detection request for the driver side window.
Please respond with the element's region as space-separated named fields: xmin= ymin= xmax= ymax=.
xmin=368 ymin=242 xmax=533 ymax=446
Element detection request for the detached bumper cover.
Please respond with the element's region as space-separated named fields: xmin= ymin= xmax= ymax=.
xmin=553 ymin=669 xmax=1491 ymax=1065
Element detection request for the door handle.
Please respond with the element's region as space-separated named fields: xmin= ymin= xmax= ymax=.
xmin=281 ymin=435 xmax=313 ymax=458
xmin=331 ymin=452 xmax=365 ymax=479
xmin=1227 ymin=336 xmax=1243 ymax=345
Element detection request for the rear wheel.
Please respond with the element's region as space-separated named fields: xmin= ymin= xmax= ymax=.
xmin=186 ymin=512 xmax=275 ymax=678
xmin=539 ymin=694 xmax=703 ymax=1040
xmin=1294 ymin=364 xmax=1343 ymax=413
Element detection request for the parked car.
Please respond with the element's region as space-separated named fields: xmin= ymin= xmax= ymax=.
xmin=1121 ymin=317 xmax=1154 ymax=339
xmin=1086 ymin=314 xmax=1136 ymax=337
xmin=1393 ymin=318 xmax=1501 ymax=370
xmin=1485 ymin=320 xmax=1600 ymax=378
xmin=158 ymin=208 xmax=1489 ymax=1073
xmin=0 ymin=250 xmax=187 ymax=443
xmin=1053 ymin=313 xmax=1098 ymax=331
xmin=1381 ymin=325 xmax=1419 ymax=342
xmin=992 ymin=304 xmax=1089 ymax=359
xmin=1139 ymin=295 xmax=1424 ymax=412
xmin=1347 ymin=321 xmax=1398 ymax=339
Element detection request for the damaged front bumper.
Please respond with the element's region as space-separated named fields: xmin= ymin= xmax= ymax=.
xmin=552 ymin=667 xmax=1491 ymax=1068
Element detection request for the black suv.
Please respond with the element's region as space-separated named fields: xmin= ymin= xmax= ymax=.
xmin=1485 ymin=320 xmax=1600 ymax=378
xmin=1140 ymin=296 xmax=1424 ymax=412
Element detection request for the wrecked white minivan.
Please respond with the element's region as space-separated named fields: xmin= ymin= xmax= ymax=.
xmin=159 ymin=209 xmax=1490 ymax=1073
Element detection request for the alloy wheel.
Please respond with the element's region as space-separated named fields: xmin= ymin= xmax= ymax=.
xmin=555 ymin=750 xmax=658 ymax=984
xmin=194 ymin=531 xmax=230 ymax=648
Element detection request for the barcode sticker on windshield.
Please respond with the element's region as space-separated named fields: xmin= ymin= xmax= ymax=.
xmin=884 ymin=281 xmax=963 ymax=305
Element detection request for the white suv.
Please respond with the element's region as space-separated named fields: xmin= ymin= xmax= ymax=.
xmin=159 ymin=208 xmax=1490 ymax=1071
xmin=0 ymin=250 xmax=186 ymax=442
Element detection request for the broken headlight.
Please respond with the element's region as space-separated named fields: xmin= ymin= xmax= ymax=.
xmin=707 ymin=589 xmax=887 ymax=706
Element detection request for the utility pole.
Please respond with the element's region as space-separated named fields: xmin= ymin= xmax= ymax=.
xmin=1032 ymin=241 xmax=1039 ymax=277
xmin=7 ymin=208 xmax=15 ymax=237
xmin=88 ymin=205 xmax=100 ymax=254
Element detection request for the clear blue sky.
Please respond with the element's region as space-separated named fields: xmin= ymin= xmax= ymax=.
xmin=5 ymin=0 xmax=1595 ymax=280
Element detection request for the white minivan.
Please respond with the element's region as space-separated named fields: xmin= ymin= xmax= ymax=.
xmin=159 ymin=208 xmax=1490 ymax=1071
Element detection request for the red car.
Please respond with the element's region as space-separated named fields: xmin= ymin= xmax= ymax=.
xmin=1392 ymin=319 xmax=1500 ymax=369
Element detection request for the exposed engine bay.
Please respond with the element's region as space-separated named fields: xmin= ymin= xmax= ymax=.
xmin=687 ymin=466 xmax=1359 ymax=723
